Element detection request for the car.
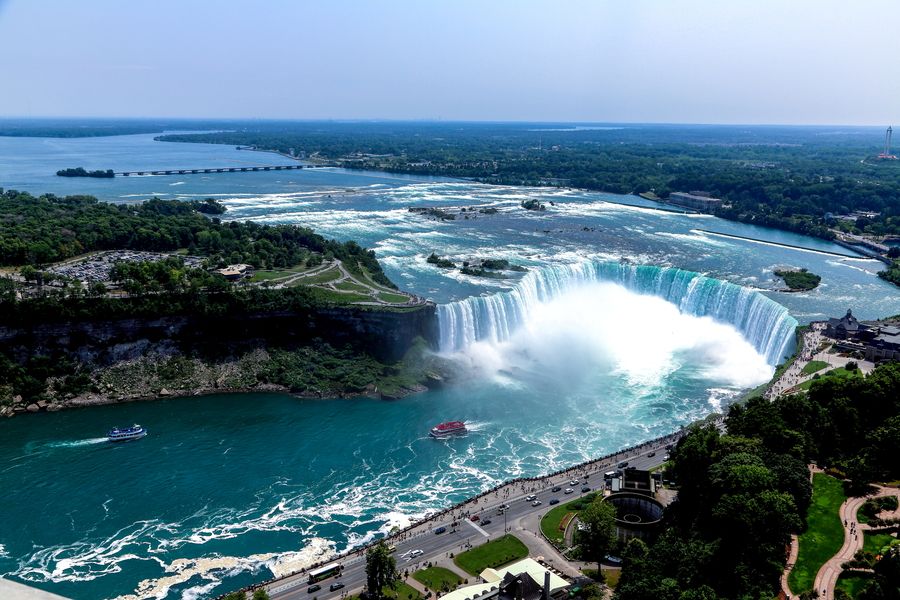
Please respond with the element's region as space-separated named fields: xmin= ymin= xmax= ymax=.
xmin=665 ymin=443 xmax=674 ymax=450
xmin=451 ymin=521 xmax=459 ymax=527
xmin=308 ymin=585 xmax=321 ymax=593
xmin=330 ymin=583 xmax=345 ymax=592
xmin=434 ymin=526 xmax=447 ymax=534
xmin=569 ymin=479 xmax=580 ymax=486
xmin=410 ymin=549 xmax=424 ymax=558
xmin=617 ymin=461 xmax=629 ymax=468
xmin=470 ymin=515 xmax=480 ymax=522
xmin=481 ymin=518 xmax=492 ymax=525
xmin=648 ymin=451 xmax=656 ymax=457
xmin=549 ymin=498 xmax=560 ymax=505
xmin=497 ymin=507 xmax=507 ymax=515
xmin=525 ymin=494 xmax=537 ymax=501
xmin=663 ymin=454 xmax=670 ymax=461
xmin=551 ymin=486 xmax=561 ymax=492
xmin=564 ymin=488 xmax=574 ymax=494
xmin=531 ymin=500 xmax=542 ymax=506
xmin=581 ymin=486 xmax=591 ymax=493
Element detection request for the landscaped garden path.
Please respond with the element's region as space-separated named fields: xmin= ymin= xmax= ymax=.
xmin=813 ymin=486 xmax=900 ymax=600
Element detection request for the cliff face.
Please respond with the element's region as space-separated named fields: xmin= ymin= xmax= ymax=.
xmin=0 ymin=304 xmax=439 ymax=366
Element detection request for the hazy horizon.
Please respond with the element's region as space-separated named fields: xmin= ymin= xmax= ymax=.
xmin=1 ymin=0 xmax=898 ymax=126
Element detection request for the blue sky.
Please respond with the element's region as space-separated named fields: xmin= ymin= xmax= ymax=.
xmin=1 ymin=0 xmax=897 ymax=124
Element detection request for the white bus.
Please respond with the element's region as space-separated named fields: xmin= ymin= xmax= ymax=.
xmin=308 ymin=563 xmax=342 ymax=584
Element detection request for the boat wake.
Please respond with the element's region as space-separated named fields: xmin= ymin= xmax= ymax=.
xmin=46 ymin=438 xmax=108 ymax=449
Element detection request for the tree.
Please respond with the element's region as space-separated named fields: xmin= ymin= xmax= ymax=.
xmin=578 ymin=496 xmax=617 ymax=567
xmin=252 ymin=590 xmax=271 ymax=600
xmin=365 ymin=540 xmax=399 ymax=599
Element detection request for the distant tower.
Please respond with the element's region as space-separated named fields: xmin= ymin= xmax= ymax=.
xmin=878 ymin=125 xmax=898 ymax=160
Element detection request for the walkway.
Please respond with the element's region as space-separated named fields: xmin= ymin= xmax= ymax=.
xmin=265 ymin=259 xmax=427 ymax=307
xmin=812 ymin=486 xmax=900 ymax=600
xmin=766 ymin=324 xmax=875 ymax=400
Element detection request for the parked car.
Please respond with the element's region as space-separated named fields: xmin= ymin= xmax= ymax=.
xmin=330 ymin=583 xmax=345 ymax=592
xmin=308 ymin=585 xmax=321 ymax=593
xmin=434 ymin=526 xmax=447 ymax=534
xmin=531 ymin=500 xmax=542 ymax=507
xmin=551 ymin=486 xmax=561 ymax=492
xmin=564 ymin=488 xmax=574 ymax=494
xmin=549 ymin=498 xmax=560 ymax=505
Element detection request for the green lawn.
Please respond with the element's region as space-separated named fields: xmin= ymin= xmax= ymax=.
xmin=412 ymin=566 xmax=463 ymax=592
xmin=539 ymin=493 xmax=598 ymax=544
xmin=789 ymin=473 xmax=848 ymax=593
xmin=384 ymin=582 xmax=422 ymax=600
xmin=297 ymin=266 xmax=342 ymax=284
xmin=453 ymin=534 xmax=529 ymax=575
xmin=334 ymin=280 xmax=371 ymax=293
xmin=836 ymin=572 xmax=872 ymax=598
xmin=801 ymin=360 xmax=829 ymax=375
xmin=798 ymin=366 xmax=862 ymax=390
xmin=863 ymin=532 xmax=899 ymax=554
xmin=346 ymin=582 xmax=421 ymax=600
xmin=377 ymin=291 xmax=412 ymax=304
xmin=249 ymin=263 xmax=310 ymax=282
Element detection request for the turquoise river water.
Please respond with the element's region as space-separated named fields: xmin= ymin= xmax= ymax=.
xmin=1 ymin=133 xmax=899 ymax=599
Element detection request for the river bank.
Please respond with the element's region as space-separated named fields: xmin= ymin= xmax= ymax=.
xmin=0 ymin=336 xmax=449 ymax=419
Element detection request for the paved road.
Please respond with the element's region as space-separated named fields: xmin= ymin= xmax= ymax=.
xmin=266 ymin=440 xmax=674 ymax=599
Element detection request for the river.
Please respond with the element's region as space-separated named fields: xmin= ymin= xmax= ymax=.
xmin=0 ymin=132 xmax=898 ymax=599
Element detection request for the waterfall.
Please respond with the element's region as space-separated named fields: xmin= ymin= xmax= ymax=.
xmin=437 ymin=262 xmax=798 ymax=366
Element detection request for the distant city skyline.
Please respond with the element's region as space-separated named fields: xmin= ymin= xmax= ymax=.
xmin=0 ymin=0 xmax=897 ymax=126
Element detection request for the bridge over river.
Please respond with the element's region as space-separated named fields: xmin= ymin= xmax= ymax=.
xmin=117 ymin=164 xmax=334 ymax=176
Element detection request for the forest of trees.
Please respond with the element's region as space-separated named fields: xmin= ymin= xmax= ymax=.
xmin=0 ymin=189 xmax=394 ymax=287
xmin=160 ymin=122 xmax=900 ymax=240
xmin=614 ymin=362 xmax=900 ymax=599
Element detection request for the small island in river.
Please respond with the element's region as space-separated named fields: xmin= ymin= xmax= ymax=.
xmin=774 ymin=268 xmax=821 ymax=291
xmin=56 ymin=167 xmax=115 ymax=178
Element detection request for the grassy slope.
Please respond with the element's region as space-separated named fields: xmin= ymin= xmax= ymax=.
xmin=801 ymin=360 xmax=829 ymax=375
xmin=412 ymin=566 xmax=463 ymax=591
xmin=453 ymin=534 xmax=528 ymax=576
xmin=798 ymin=366 xmax=862 ymax=390
xmin=789 ymin=473 xmax=848 ymax=593
xmin=836 ymin=573 xmax=872 ymax=598
xmin=863 ymin=532 xmax=899 ymax=554
xmin=539 ymin=493 xmax=598 ymax=544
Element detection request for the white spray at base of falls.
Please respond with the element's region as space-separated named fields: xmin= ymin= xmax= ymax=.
xmin=437 ymin=261 xmax=798 ymax=367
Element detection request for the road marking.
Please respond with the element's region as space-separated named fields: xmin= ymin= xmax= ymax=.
xmin=466 ymin=519 xmax=489 ymax=537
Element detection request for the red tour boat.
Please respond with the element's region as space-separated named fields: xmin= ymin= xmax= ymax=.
xmin=430 ymin=421 xmax=467 ymax=438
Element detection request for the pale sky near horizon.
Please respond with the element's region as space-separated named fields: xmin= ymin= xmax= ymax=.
xmin=1 ymin=0 xmax=897 ymax=125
